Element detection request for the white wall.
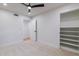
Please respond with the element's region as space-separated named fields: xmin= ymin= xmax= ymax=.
xmin=0 ymin=9 xmax=30 ymax=46
xmin=23 ymin=20 xmax=30 ymax=38
xmin=35 ymin=11 xmax=60 ymax=48
xmin=29 ymin=3 xmax=79 ymax=48
xmin=29 ymin=8 xmax=60 ymax=48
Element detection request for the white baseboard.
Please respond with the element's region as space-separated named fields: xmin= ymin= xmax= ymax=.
xmin=35 ymin=40 xmax=60 ymax=49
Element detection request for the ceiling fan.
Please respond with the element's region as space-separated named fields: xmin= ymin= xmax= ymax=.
xmin=21 ymin=3 xmax=44 ymax=14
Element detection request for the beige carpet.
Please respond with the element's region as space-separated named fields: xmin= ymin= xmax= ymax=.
xmin=0 ymin=40 xmax=78 ymax=56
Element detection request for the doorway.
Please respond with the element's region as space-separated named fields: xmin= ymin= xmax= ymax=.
xmin=60 ymin=9 xmax=79 ymax=53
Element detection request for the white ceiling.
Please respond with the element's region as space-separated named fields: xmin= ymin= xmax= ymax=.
xmin=0 ymin=3 xmax=66 ymax=17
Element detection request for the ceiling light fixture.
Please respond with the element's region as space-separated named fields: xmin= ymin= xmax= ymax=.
xmin=3 ymin=3 xmax=7 ymax=6
xmin=28 ymin=6 xmax=31 ymax=9
xmin=22 ymin=3 xmax=44 ymax=15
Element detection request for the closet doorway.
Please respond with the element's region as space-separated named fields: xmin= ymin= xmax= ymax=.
xmin=60 ymin=9 xmax=79 ymax=53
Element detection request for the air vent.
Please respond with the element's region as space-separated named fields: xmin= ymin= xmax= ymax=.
xmin=14 ymin=14 xmax=18 ymax=16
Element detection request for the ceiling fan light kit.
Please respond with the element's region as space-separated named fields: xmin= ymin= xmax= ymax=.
xmin=28 ymin=6 xmax=31 ymax=9
xmin=21 ymin=3 xmax=44 ymax=14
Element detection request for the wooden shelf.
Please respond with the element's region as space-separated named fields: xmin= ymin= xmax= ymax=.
xmin=60 ymin=38 xmax=79 ymax=42
xmin=60 ymin=34 xmax=79 ymax=37
xmin=60 ymin=46 xmax=79 ymax=54
xmin=61 ymin=31 xmax=79 ymax=33
xmin=60 ymin=42 xmax=79 ymax=47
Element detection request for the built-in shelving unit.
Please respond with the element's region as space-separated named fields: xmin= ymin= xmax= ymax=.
xmin=60 ymin=27 xmax=79 ymax=53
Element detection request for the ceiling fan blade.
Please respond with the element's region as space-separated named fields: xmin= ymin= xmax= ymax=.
xmin=31 ymin=4 xmax=44 ymax=8
xmin=21 ymin=3 xmax=28 ymax=7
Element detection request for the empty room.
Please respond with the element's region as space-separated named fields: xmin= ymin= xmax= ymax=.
xmin=0 ymin=3 xmax=79 ymax=56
